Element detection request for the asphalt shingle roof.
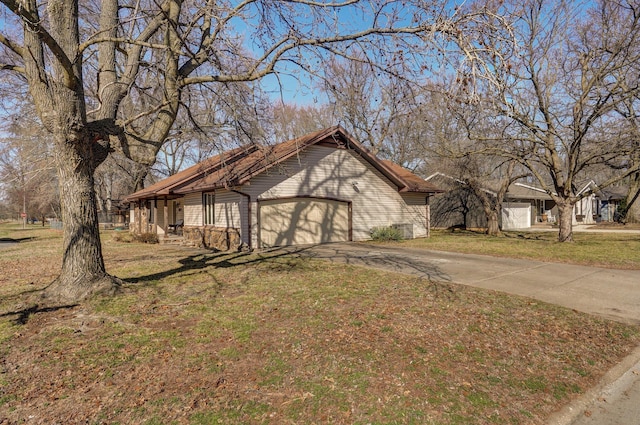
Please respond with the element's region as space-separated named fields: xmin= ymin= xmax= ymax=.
xmin=125 ymin=126 xmax=441 ymax=201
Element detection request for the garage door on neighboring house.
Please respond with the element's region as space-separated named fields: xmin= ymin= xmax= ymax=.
xmin=259 ymin=198 xmax=350 ymax=247
xmin=502 ymin=202 xmax=532 ymax=230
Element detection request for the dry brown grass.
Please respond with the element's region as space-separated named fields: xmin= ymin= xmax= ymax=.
xmin=1 ymin=223 xmax=639 ymax=424
xmin=396 ymin=229 xmax=640 ymax=269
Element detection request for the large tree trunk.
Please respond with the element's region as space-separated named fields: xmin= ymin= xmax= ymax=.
xmin=556 ymin=201 xmax=574 ymax=242
xmin=43 ymin=132 xmax=120 ymax=302
xmin=473 ymin=181 xmax=502 ymax=237
xmin=625 ymin=172 xmax=640 ymax=223
xmin=486 ymin=209 xmax=501 ymax=236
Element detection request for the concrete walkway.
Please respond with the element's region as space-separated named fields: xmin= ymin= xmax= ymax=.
xmin=276 ymin=242 xmax=640 ymax=425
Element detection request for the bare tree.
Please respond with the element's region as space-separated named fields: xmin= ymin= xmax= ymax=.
xmin=614 ymin=93 xmax=640 ymax=223
xmin=399 ymin=85 xmax=528 ymax=236
xmin=268 ymin=102 xmax=335 ymax=142
xmin=431 ymin=147 xmax=527 ymax=236
xmin=458 ymin=0 xmax=640 ymax=241
xmin=0 ymin=0 xmax=509 ymax=301
xmin=0 ymin=105 xmax=58 ymax=223
xmin=94 ymin=154 xmax=143 ymax=223
xmin=320 ymin=57 xmax=430 ymax=168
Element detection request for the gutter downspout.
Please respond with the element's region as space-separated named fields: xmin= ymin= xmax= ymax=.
xmin=426 ymin=194 xmax=431 ymax=238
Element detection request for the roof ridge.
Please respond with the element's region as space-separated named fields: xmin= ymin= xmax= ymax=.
xmin=127 ymin=125 xmax=441 ymax=200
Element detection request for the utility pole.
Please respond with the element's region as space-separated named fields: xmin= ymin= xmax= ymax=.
xmin=22 ymin=179 xmax=26 ymax=229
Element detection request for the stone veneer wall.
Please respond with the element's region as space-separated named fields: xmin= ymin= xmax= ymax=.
xmin=183 ymin=226 xmax=242 ymax=251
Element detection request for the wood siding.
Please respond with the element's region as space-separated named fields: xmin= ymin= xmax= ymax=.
xmin=183 ymin=192 xmax=203 ymax=226
xmin=213 ymin=190 xmax=250 ymax=244
xmin=242 ymin=145 xmax=426 ymax=247
xmin=400 ymin=193 xmax=428 ymax=238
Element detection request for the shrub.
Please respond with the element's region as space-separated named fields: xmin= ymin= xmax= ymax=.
xmin=112 ymin=232 xmax=158 ymax=244
xmin=135 ymin=232 xmax=159 ymax=244
xmin=111 ymin=232 xmax=135 ymax=243
xmin=370 ymin=226 xmax=403 ymax=241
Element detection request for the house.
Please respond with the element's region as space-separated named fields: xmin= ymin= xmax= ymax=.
xmin=593 ymin=185 xmax=628 ymax=222
xmin=425 ymin=173 xmax=597 ymax=230
xmin=500 ymin=182 xmax=557 ymax=229
xmin=503 ymin=181 xmax=597 ymax=228
xmin=124 ymin=126 xmax=441 ymax=250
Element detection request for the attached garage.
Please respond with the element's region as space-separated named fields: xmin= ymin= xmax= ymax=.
xmin=259 ymin=198 xmax=350 ymax=247
xmin=502 ymin=202 xmax=532 ymax=230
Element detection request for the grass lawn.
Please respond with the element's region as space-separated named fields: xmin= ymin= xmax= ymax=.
xmin=1 ymin=223 xmax=639 ymax=424
xmin=392 ymin=229 xmax=640 ymax=270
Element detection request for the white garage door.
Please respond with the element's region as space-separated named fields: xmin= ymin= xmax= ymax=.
xmin=502 ymin=203 xmax=532 ymax=230
xmin=259 ymin=198 xmax=350 ymax=247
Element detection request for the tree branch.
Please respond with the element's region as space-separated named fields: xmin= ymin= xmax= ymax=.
xmin=0 ymin=63 xmax=25 ymax=73
xmin=0 ymin=0 xmax=78 ymax=88
xmin=0 ymin=32 xmax=24 ymax=56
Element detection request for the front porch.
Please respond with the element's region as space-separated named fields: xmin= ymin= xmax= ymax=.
xmin=159 ymin=234 xmax=186 ymax=246
xmin=131 ymin=197 xmax=185 ymax=238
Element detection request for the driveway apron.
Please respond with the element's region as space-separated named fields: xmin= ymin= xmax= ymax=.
xmin=286 ymin=242 xmax=640 ymax=325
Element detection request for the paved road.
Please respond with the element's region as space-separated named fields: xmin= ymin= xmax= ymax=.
xmin=275 ymin=242 xmax=640 ymax=425
xmin=570 ymin=362 xmax=640 ymax=425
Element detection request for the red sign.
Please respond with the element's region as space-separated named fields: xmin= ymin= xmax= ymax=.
xmin=20 ymin=212 xmax=26 ymax=218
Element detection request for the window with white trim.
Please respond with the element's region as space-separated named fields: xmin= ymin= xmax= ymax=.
xmin=203 ymin=193 xmax=215 ymax=225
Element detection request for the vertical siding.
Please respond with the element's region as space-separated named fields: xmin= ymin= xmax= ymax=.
xmin=183 ymin=192 xmax=203 ymax=226
xmin=244 ymin=145 xmax=425 ymax=243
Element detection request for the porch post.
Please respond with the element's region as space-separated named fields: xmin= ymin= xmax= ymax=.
xmin=164 ymin=197 xmax=169 ymax=239
xmin=152 ymin=198 xmax=158 ymax=234
xmin=136 ymin=201 xmax=142 ymax=234
xmin=143 ymin=201 xmax=150 ymax=233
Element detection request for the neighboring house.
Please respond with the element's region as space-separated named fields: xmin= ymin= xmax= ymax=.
xmin=426 ymin=173 xmax=597 ymax=230
xmin=125 ymin=126 xmax=441 ymax=250
xmin=593 ymin=185 xmax=628 ymax=222
xmin=502 ymin=183 xmax=557 ymax=230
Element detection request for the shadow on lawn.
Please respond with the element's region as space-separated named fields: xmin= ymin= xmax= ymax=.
xmin=122 ymin=247 xmax=306 ymax=285
xmin=0 ymin=303 xmax=78 ymax=325
xmin=284 ymin=243 xmax=453 ymax=283
xmin=0 ymin=237 xmax=34 ymax=243
xmin=121 ymin=243 xmax=457 ymax=299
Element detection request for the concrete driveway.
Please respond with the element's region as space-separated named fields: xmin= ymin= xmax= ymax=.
xmin=275 ymin=242 xmax=640 ymax=425
xmin=288 ymin=242 xmax=640 ymax=325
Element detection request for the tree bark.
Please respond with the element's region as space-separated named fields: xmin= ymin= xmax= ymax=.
xmin=486 ymin=209 xmax=501 ymax=236
xmin=43 ymin=131 xmax=121 ymax=302
xmin=556 ymin=201 xmax=574 ymax=242
xmin=625 ymin=172 xmax=640 ymax=223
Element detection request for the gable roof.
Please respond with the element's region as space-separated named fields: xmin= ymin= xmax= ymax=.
xmin=425 ymin=172 xmax=500 ymax=197
xmin=595 ymin=185 xmax=628 ymax=201
xmin=125 ymin=126 xmax=441 ymax=201
xmin=425 ymin=173 xmax=552 ymax=200
xmin=505 ymin=182 xmax=553 ymax=200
